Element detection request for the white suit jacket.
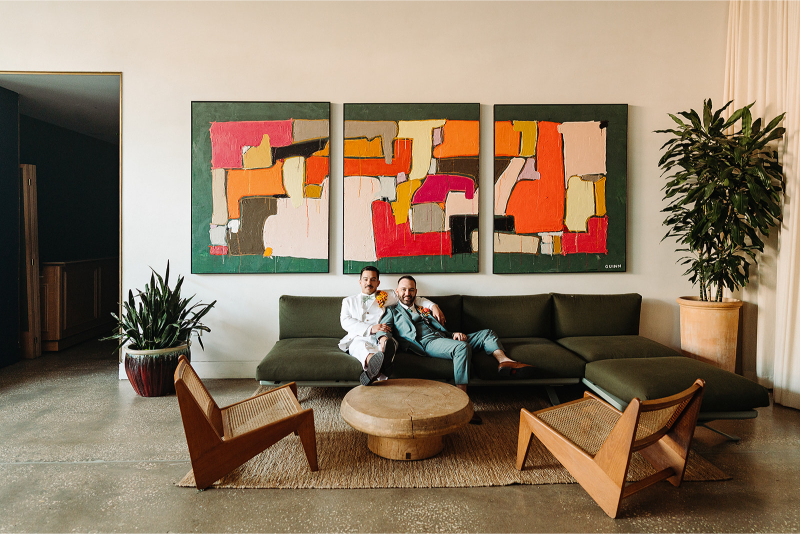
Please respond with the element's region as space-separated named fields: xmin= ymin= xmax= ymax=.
xmin=338 ymin=290 xmax=433 ymax=351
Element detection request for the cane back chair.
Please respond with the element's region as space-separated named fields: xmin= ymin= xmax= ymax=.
xmin=516 ymin=379 xmax=705 ymax=518
xmin=174 ymin=355 xmax=318 ymax=489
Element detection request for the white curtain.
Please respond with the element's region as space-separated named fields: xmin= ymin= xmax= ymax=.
xmin=725 ymin=0 xmax=800 ymax=409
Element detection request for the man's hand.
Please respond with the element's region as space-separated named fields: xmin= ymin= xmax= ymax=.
xmin=452 ymin=332 xmax=467 ymax=341
xmin=431 ymin=304 xmax=446 ymax=323
xmin=371 ymin=323 xmax=391 ymax=334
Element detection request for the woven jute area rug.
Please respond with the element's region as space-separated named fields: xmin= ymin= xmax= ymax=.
xmin=178 ymin=385 xmax=729 ymax=489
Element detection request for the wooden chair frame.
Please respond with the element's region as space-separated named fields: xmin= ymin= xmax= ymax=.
xmin=516 ymin=379 xmax=705 ymax=518
xmin=174 ymin=355 xmax=318 ymax=489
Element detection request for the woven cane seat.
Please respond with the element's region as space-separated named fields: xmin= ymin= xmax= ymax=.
xmin=223 ymin=387 xmax=300 ymax=439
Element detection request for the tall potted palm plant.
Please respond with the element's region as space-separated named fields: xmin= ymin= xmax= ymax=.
xmin=105 ymin=262 xmax=216 ymax=397
xmin=657 ymin=99 xmax=785 ymax=372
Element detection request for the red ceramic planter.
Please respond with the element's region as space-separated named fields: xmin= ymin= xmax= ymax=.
xmin=124 ymin=343 xmax=191 ymax=397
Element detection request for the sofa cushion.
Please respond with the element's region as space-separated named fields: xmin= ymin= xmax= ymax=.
xmin=557 ymin=335 xmax=680 ymax=363
xmin=257 ymin=338 xmax=361 ymax=381
xmin=279 ymin=296 xmax=346 ymax=340
xmin=472 ymin=337 xmax=586 ymax=380
xmin=391 ymin=351 xmax=457 ymax=381
xmin=462 ymin=295 xmax=552 ymax=338
xmin=584 ymin=357 xmax=770 ymax=413
xmin=426 ymin=295 xmax=463 ymax=333
xmin=553 ymin=293 xmax=641 ymax=338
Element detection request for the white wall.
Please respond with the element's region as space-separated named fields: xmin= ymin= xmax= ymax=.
xmin=0 ymin=1 xmax=730 ymax=378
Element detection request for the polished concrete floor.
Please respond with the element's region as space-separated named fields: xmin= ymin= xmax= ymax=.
xmin=1 ymin=339 xmax=799 ymax=533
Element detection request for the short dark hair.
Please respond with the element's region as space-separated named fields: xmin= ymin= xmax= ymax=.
xmin=397 ymin=275 xmax=416 ymax=286
xmin=360 ymin=266 xmax=380 ymax=279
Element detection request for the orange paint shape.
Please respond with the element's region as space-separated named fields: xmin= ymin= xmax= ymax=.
xmin=306 ymin=156 xmax=328 ymax=185
xmin=313 ymin=141 xmax=330 ymax=157
xmin=495 ymin=121 xmax=521 ymax=157
xmin=433 ymin=120 xmax=479 ymax=158
xmin=344 ymin=138 xmax=385 ymax=158
xmin=505 ymin=121 xmax=565 ymax=233
xmin=226 ymin=163 xmax=285 ymax=219
xmin=344 ymin=139 xmax=412 ymax=177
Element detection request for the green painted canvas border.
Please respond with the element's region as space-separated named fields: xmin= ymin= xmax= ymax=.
xmin=492 ymin=104 xmax=627 ymax=274
xmin=191 ymin=101 xmax=331 ymax=274
xmin=342 ymin=103 xmax=480 ymax=274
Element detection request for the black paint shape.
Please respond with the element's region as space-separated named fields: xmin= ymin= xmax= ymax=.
xmin=494 ymin=157 xmax=513 ymax=183
xmin=437 ymin=157 xmax=479 ymax=181
xmin=227 ymin=197 xmax=278 ymax=256
xmin=272 ymin=138 xmax=328 ymax=161
xmin=450 ymin=215 xmax=480 ymax=255
xmin=494 ymin=215 xmax=515 ymax=233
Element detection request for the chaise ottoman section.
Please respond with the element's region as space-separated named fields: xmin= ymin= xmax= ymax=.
xmin=557 ymin=335 xmax=681 ymax=362
xmin=257 ymin=338 xmax=361 ymax=382
xmin=472 ymin=338 xmax=586 ymax=380
xmin=583 ymin=357 xmax=770 ymax=416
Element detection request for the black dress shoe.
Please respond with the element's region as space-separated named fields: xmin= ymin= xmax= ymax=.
xmin=381 ymin=339 xmax=397 ymax=377
xmin=360 ymin=352 xmax=385 ymax=386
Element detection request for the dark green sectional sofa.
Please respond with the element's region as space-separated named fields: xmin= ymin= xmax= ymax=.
xmin=257 ymin=293 xmax=770 ymax=426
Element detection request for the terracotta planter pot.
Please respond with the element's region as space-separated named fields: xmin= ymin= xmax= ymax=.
xmin=677 ymin=297 xmax=742 ymax=373
xmin=124 ymin=342 xmax=191 ymax=397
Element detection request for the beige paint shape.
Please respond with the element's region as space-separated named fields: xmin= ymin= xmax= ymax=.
xmin=243 ymin=134 xmax=273 ymax=169
xmin=495 ymin=157 xmax=526 ymax=214
xmin=211 ymin=168 xmax=228 ymax=225
xmin=262 ymin=178 xmax=329 ymax=260
xmin=471 ymin=229 xmax=479 ymax=253
xmin=397 ymin=120 xmax=446 ymax=181
xmin=559 ymin=122 xmax=606 ymax=187
xmin=564 ymin=175 xmax=596 ymax=232
xmin=445 ymin=190 xmax=479 ymax=231
xmin=494 ymin=232 xmax=539 ymax=254
xmin=410 ymin=203 xmax=446 ymax=233
xmin=293 ymin=120 xmax=329 ymax=143
xmin=283 ymin=156 xmax=305 ymax=208
xmin=344 ymin=176 xmax=382 ymax=262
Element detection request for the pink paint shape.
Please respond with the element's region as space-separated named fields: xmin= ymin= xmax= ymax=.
xmin=209 ymin=245 xmax=229 ymax=256
xmin=517 ymin=158 xmax=541 ymax=181
xmin=210 ymin=120 xmax=293 ymax=169
xmin=561 ymin=216 xmax=608 ymax=254
xmin=372 ymin=201 xmax=452 ymax=259
xmin=411 ymin=175 xmax=475 ymax=204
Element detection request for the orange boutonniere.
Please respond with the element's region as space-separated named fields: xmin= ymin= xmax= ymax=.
xmin=376 ymin=291 xmax=388 ymax=308
xmin=419 ymin=307 xmax=432 ymax=317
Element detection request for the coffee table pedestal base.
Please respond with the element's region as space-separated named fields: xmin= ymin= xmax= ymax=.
xmin=367 ymin=434 xmax=444 ymax=460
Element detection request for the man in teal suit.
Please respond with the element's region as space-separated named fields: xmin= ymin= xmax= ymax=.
xmin=377 ymin=276 xmax=534 ymax=423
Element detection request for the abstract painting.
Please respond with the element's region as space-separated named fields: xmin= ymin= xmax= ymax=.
xmin=191 ymin=102 xmax=330 ymax=273
xmin=343 ymin=103 xmax=480 ymax=274
xmin=493 ymin=104 xmax=627 ymax=273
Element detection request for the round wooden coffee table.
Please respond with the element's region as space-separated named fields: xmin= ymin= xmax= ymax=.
xmin=340 ymin=378 xmax=473 ymax=461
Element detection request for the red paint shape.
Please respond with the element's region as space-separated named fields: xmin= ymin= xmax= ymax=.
xmin=372 ymin=201 xmax=451 ymax=259
xmin=562 ymin=216 xmax=608 ymax=254
xmin=210 ymin=120 xmax=293 ymax=169
xmin=306 ymin=156 xmax=329 ymax=185
xmin=209 ymin=245 xmax=229 ymax=256
xmin=505 ymin=121 xmax=565 ymax=233
xmin=344 ymin=139 xmax=412 ymax=177
xmin=412 ymin=175 xmax=475 ymax=204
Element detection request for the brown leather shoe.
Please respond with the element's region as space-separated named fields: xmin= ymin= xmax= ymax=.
xmin=497 ymin=360 xmax=535 ymax=379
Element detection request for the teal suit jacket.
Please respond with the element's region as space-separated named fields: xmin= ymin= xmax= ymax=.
xmin=378 ymin=304 xmax=451 ymax=356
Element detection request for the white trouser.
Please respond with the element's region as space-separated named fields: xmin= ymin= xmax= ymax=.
xmin=347 ymin=335 xmax=382 ymax=370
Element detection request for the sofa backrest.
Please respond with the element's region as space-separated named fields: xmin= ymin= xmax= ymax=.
xmin=426 ymin=295 xmax=463 ymax=333
xmin=462 ymin=294 xmax=552 ymax=338
xmin=552 ymin=293 xmax=642 ymax=338
xmin=279 ymin=296 xmax=346 ymax=339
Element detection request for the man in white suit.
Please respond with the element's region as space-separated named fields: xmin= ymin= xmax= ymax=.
xmin=340 ymin=266 xmax=443 ymax=386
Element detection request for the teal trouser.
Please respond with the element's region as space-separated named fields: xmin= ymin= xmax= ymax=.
xmin=420 ymin=329 xmax=504 ymax=385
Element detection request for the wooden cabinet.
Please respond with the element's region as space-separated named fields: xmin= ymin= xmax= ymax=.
xmin=40 ymin=257 xmax=119 ymax=351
